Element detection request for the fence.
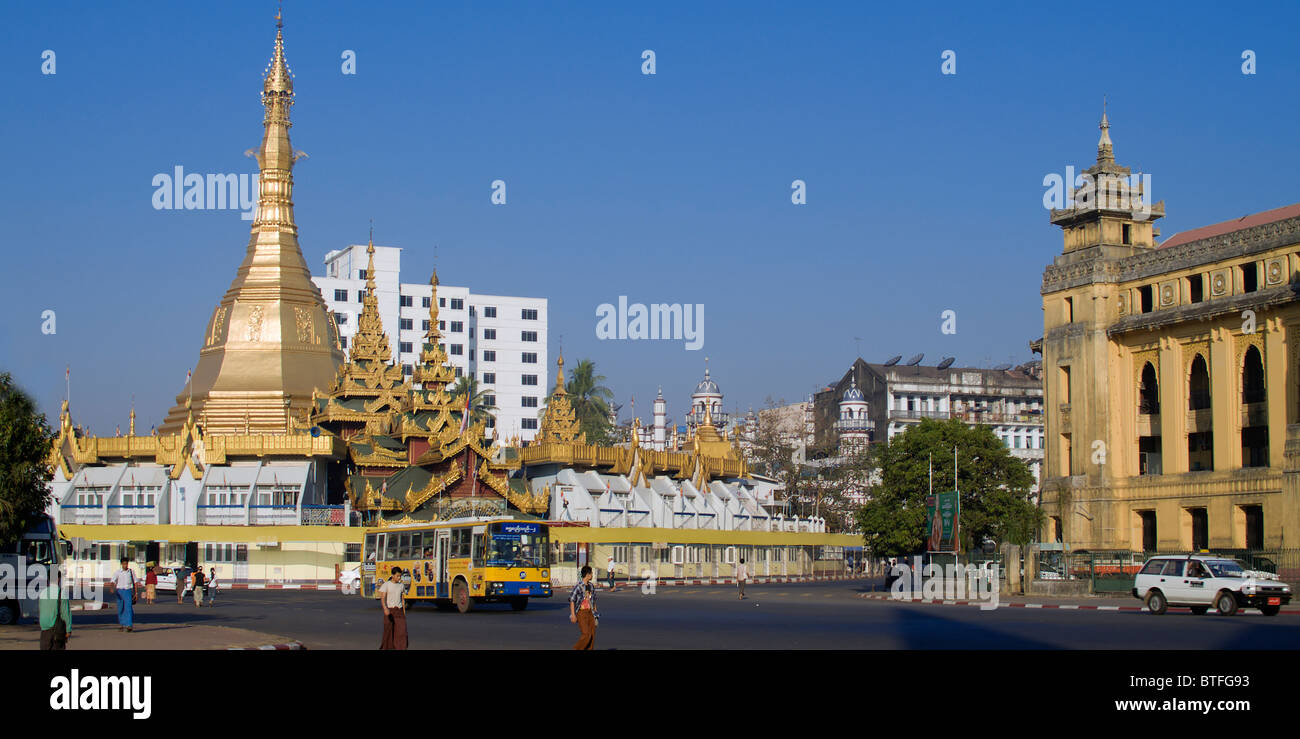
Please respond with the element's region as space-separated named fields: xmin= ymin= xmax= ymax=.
xmin=300 ymin=505 xmax=348 ymax=526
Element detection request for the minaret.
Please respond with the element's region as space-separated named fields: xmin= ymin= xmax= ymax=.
xmin=653 ymin=386 xmax=666 ymax=451
xmin=160 ymin=11 xmax=344 ymax=434
xmin=835 ymin=376 xmax=872 ymax=454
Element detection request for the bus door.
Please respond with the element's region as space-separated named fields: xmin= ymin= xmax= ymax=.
xmin=437 ymin=531 xmax=450 ymax=599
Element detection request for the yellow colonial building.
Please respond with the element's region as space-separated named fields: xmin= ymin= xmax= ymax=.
xmin=1037 ymin=113 xmax=1300 ymax=553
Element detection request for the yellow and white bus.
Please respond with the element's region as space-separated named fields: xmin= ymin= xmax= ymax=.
xmin=362 ymin=518 xmax=551 ymax=612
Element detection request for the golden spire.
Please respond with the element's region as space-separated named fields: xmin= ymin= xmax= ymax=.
xmin=412 ymin=269 xmax=454 ymax=392
xmin=160 ymin=11 xmax=343 ymax=435
xmin=553 ymin=353 xmax=567 ymax=396
xmin=129 ymin=405 xmax=136 ymax=436
xmin=1097 ymin=98 xmax=1114 ymax=165
xmin=348 ymin=230 xmax=393 ymax=364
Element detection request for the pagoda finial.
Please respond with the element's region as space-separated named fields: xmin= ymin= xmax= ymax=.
xmin=554 ymin=353 xmax=566 ymax=395
xmin=1097 ymin=98 xmax=1114 ymax=164
xmin=347 ymin=225 xmax=393 ymax=365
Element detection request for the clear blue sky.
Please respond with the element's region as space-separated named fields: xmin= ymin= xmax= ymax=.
xmin=2 ymin=1 xmax=1298 ymax=434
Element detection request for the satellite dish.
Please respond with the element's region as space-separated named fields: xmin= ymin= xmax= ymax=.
xmin=993 ymin=363 xmax=1013 ymax=371
xmin=883 ymin=355 xmax=902 ymax=366
xmin=905 ymin=353 xmax=924 ymax=366
xmin=936 ymin=357 xmax=955 ymax=370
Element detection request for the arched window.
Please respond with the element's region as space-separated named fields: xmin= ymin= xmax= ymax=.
xmin=1242 ymin=346 xmax=1265 ymax=404
xmin=1138 ymin=362 xmax=1159 ymax=414
xmin=1189 ymin=355 xmax=1211 ymax=411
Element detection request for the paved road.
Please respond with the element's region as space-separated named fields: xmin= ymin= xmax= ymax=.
xmin=58 ymin=579 xmax=1300 ymax=649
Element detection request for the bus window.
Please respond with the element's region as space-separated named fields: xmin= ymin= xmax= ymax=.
xmin=409 ymin=532 xmax=423 ymax=557
xmin=451 ymin=529 xmax=470 ymax=559
xmin=365 ymin=534 xmax=377 ymax=561
xmin=383 ymin=534 xmax=399 ymax=561
xmin=398 ymin=533 xmax=414 ymax=559
xmin=22 ymin=539 xmax=55 ymax=565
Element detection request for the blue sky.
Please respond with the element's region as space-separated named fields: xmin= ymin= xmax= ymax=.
xmin=2 ymin=1 xmax=1298 ymax=434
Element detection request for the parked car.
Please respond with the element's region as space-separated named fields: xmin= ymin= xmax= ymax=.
xmin=154 ymin=567 xmax=185 ymax=592
xmin=338 ymin=566 xmax=361 ymax=592
xmin=1133 ymin=554 xmax=1291 ymax=616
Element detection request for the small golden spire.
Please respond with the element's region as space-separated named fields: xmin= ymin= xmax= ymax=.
xmin=129 ymin=405 xmax=136 ymax=436
xmin=553 ymin=353 xmax=566 ymax=396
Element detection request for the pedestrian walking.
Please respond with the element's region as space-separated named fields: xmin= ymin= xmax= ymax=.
xmin=606 ymin=554 xmax=617 ymax=592
xmin=177 ymin=565 xmax=190 ymax=605
xmin=736 ymin=557 xmax=749 ymax=600
xmin=191 ymin=567 xmax=205 ymax=607
xmin=39 ymin=570 xmax=72 ymax=650
xmin=144 ymin=565 xmax=157 ymax=605
xmin=569 ymin=565 xmax=599 ymax=650
xmin=378 ymin=568 xmax=408 ymax=650
xmin=111 ymin=558 xmax=136 ymax=632
xmin=206 ymin=567 xmax=219 ymax=606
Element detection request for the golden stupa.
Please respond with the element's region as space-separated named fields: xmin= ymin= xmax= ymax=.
xmin=159 ymin=12 xmax=344 ymax=435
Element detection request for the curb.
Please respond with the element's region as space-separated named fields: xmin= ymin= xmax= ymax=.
xmin=227 ymin=640 xmax=307 ymax=651
xmin=596 ymin=575 xmax=863 ymax=589
xmin=858 ymin=592 xmax=1300 ymax=614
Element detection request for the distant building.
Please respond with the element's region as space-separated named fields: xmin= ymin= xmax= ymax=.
xmin=813 ymin=357 xmax=1045 ymax=492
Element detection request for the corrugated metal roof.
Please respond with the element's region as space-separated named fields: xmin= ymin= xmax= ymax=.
xmin=1159 ymin=202 xmax=1300 ymax=249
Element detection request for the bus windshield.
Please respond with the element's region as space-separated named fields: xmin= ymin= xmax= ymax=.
xmin=487 ymin=523 xmax=549 ymax=568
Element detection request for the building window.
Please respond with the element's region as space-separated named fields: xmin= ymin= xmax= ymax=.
xmin=1188 ymin=355 xmax=1210 ymax=410
xmin=439 ymin=321 xmax=445 ymax=331
xmin=399 ymin=342 xmax=413 ymax=354
xmin=522 ymin=309 xmax=538 ymax=320
xmin=421 ymin=296 xmax=431 ymax=308
xmin=1242 ymin=346 xmax=1265 ymax=404
xmin=402 ymin=364 xmax=413 ymax=376
xmin=521 ymin=418 xmax=538 ymax=430
xmin=450 ymin=321 xmax=463 ymax=333
xmin=400 ymin=295 xmax=413 ymax=308
xmin=1242 ymin=505 xmax=1263 ymax=549
xmin=439 ymin=297 xmax=446 ymax=308
xmin=1064 ymin=296 xmax=1073 ymax=323
xmin=450 ymin=344 xmax=464 ymax=356
xmin=400 ymin=318 xmax=413 ymax=331
xmin=334 ymin=312 xmax=348 ymax=325
xmin=357 ymin=291 xmax=365 ymax=303
xmin=522 ymin=374 xmax=538 ymax=386
xmin=522 ymin=396 xmax=538 ymax=408
xmin=1188 ymin=274 xmax=1204 ymax=304
xmin=469 ymin=350 xmax=474 ymax=361
xmin=455 ymin=367 xmax=462 ymax=377
xmin=339 ymin=335 xmax=348 ymax=349
xmin=450 ymin=298 xmax=464 ymax=310
xmin=422 ymin=320 xmax=430 ymax=331
xmin=484 ymin=328 xmax=497 ymax=340
xmin=1242 ymin=263 xmax=1259 ymax=293
xmin=1121 ymin=223 xmax=1131 ymax=245
xmin=1138 ymin=285 xmax=1153 ymax=313
xmin=483 ymin=350 xmax=496 ymax=362
xmin=1138 ymin=511 xmax=1156 ymax=551
xmin=1138 ymin=362 xmax=1159 ymax=414
xmin=358 ymin=269 xmax=367 ymax=279
xmin=483 ymin=395 xmax=496 ymax=407
xmin=333 ymin=289 xmax=348 ymax=302
xmin=1187 ymin=507 xmax=1209 ymax=551
xmin=483 ymin=306 xmax=497 ymax=318
xmin=482 ymin=373 xmax=495 ymax=384
xmin=522 ymin=352 xmax=537 ymax=364
xmin=522 ymin=331 xmax=538 ymax=342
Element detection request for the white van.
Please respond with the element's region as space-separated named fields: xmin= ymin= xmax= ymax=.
xmin=1132 ymin=554 xmax=1291 ymax=616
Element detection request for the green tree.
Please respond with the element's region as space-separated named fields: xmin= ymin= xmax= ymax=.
xmin=0 ymin=373 xmax=54 ymax=543
xmin=855 ymin=418 xmax=1041 ymax=556
xmin=450 ymin=375 xmax=496 ymax=429
xmin=547 ymin=359 xmax=614 ymax=444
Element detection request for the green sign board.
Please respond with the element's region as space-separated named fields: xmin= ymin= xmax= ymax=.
xmin=925 ymin=491 xmax=960 ymax=553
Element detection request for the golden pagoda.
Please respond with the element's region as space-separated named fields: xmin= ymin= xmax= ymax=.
xmin=160 ymin=11 xmax=344 ymax=435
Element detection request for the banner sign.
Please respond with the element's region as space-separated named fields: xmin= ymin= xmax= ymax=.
xmin=926 ymin=491 xmax=959 ymax=552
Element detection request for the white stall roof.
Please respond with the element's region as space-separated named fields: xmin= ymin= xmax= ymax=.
xmin=118 ymin=465 xmax=169 ymax=488
xmin=255 ymin=462 xmax=310 ymax=487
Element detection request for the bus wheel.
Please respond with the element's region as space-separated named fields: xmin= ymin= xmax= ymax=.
xmin=453 ymin=580 xmax=473 ymax=613
xmin=0 ymin=601 xmax=18 ymax=626
xmin=510 ymin=597 xmax=528 ymax=611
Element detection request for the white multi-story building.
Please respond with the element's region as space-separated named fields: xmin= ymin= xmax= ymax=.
xmin=312 ymin=244 xmax=548 ymax=441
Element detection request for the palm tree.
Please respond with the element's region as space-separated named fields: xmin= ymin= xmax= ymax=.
xmin=450 ymin=375 xmax=496 ymax=431
xmin=547 ymin=358 xmax=614 ymax=444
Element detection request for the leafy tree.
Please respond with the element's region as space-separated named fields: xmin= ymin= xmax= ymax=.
xmin=855 ymin=418 xmax=1041 ymax=556
xmin=450 ymin=375 xmax=496 ymax=430
xmin=547 ymin=359 xmax=614 ymax=445
xmin=0 ymin=373 xmax=54 ymax=543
